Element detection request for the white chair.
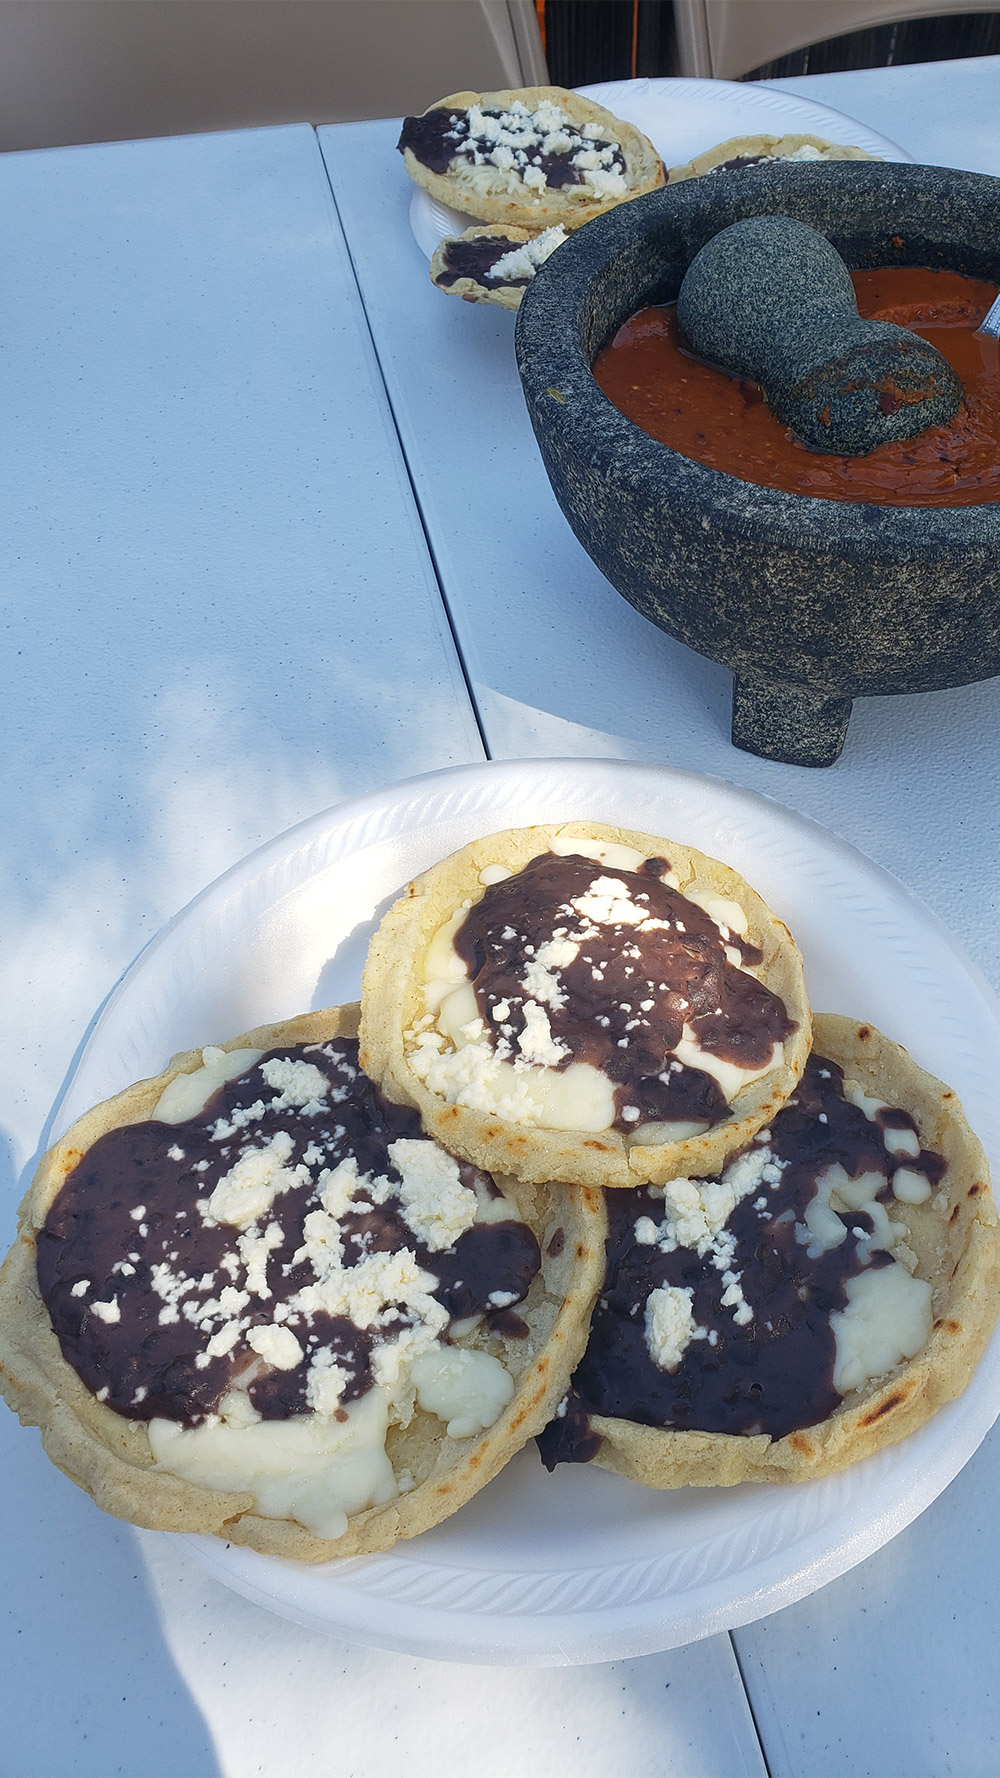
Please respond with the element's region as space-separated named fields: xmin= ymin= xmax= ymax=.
xmin=673 ymin=0 xmax=999 ymax=80
xmin=0 ymin=0 xmax=548 ymax=154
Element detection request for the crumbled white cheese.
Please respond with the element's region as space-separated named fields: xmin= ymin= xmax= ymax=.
xmin=520 ymin=934 xmax=578 ymax=1010
xmin=388 ymin=1138 xmax=477 ymax=1252
xmin=569 ymin=874 xmax=649 ymax=927
xmin=291 ymin=1243 xmax=447 ymax=1338
xmin=204 ymin=1319 xmax=244 ymax=1359
xmin=316 ymin=1155 xmax=368 ymax=1220
xmin=517 ymin=1000 xmax=570 ymax=1066
xmin=246 ymin=1323 xmax=304 ymax=1370
xmin=719 ymin=1273 xmax=753 ymax=1327
xmin=645 ymin=1285 xmax=698 ymax=1370
xmin=211 ymin=1099 xmax=266 ymax=1140
xmin=635 ymin=1148 xmax=786 ymax=1329
xmin=581 ymin=167 xmax=627 ymax=198
xmin=237 ymin=1222 xmax=284 ymax=1298
xmin=488 ymin=225 xmax=567 ymax=283
xmin=409 ymin=1021 xmax=614 ymax=1130
xmin=259 ymin=1056 xmax=330 ymax=1113
xmin=306 ymin=1350 xmax=350 ymax=1415
xmin=643 ymin=1149 xmax=780 ymax=1256
xmin=203 ymin=1131 xmax=309 ymax=1229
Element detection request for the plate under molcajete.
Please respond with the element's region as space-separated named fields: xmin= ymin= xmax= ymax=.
xmin=514 ymin=162 xmax=1000 ymax=766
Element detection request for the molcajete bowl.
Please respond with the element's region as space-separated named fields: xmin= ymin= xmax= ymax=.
xmin=513 ymin=162 xmax=1000 ymax=765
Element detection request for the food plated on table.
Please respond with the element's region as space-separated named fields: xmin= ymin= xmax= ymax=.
xmin=400 ymin=84 xmax=663 ymax=309
xmin=398 ymin=86 xmax=666 ymax=234
xmin=403 ymin=76 xmax=911 ymax=279
xmin=3 ymin=759 xmax=999 ymax=1656
xmin=3 ymin=810 xmax=997 ymax=1578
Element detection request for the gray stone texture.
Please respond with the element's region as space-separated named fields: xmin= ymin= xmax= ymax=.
xmin=514 ymin=163 xmax=1000 ymax=766
xmin=676 ymin=216 xmax=961 ymax=454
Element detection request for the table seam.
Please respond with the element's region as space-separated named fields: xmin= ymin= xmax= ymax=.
xmin=317 ymin=131 xmax=493 ymax=764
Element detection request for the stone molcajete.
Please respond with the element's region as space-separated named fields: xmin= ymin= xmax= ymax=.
xmin=676 ymin=215 xmax=962 ymax=455
xmin=513 ymin=163 xmax=1000 ymax=766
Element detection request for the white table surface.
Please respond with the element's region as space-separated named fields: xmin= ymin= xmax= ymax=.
xmin=4 ymin=54 xmax=1000 ymax=1778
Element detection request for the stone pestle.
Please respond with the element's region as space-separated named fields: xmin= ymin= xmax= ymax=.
xmin=676 ymin=215 xmax=963 ymax=454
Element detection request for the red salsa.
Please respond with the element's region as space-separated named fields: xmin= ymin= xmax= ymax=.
xmin=592 ymin=266 xmax=1000 ymax=506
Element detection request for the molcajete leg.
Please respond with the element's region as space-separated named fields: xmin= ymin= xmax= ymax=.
xmin=731 ymin=674 xmax=853 ymax=767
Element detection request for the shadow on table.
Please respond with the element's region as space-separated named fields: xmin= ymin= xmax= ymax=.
xmin=2 ymin=1415 xmax=222 ymax=1778
xmin=0 ymin=1117 xmax=220 ymax=1778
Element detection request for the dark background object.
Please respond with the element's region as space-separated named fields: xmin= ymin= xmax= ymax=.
xmin=514 ymin=163 xmax=1000 ymax=767
xmin=540 ymin=2 xmax=1000 ymax=84
xmin=746 ymin=8 xmax=1000 ymax=77
xmin=542 ymin=0 xmax=678 ymax=82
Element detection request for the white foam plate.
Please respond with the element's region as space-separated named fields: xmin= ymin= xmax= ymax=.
xmin=56 ymin=759 xmax=1000 ymax=1665
xmin=409 ymin=76 xmax=914 ymax=258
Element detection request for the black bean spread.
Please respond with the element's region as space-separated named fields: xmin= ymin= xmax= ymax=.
xmin=709 ymin=152 xmax=822 ymax=173
xmin=715 ymin=154 xmax=771 ymax=171
xmin=452 ymin=852 xmax=795 ymax=1130
xmin=37 ymin=1040 xmax=541 ymax=1427
xmin=435 ymin=236 xmax=532 ymax=290
xmin=397 ymin=99 xmax=626 ymax=192
xmin=538 ymin=1052 xmax=945 ymax=1465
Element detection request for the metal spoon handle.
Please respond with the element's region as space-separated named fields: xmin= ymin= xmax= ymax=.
xmin=978 ymin=290 xmax=1000 ymax=337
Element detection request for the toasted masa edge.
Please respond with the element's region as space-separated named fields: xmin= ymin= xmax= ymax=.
xmin=0 ymin=1004 xmax=606 ymax=1560
xmin=359 ymin=822 xmax=812 ymax=1190
xmin=667 ymin=133 xmax=877 ymax=184
xmin=587 ymin=1012 xmax=1000 ymax=1487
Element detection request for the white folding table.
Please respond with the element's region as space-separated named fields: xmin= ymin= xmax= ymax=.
xmin=3 ymin=55 xmax=999 ymax=1778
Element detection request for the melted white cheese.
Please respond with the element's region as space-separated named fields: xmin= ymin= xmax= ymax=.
xmin=672 ymin=1030 xmax=783 ymax=1105
xmin=682 ymin=887 xmax=750 ymax=939
xmin=625 ymin=1117 xmax=712 ymax=1146
xmin=410 ymin=1346 xmax=514 ymax=1438
xmin=799 ymin=1162 xmax=901 ymax=1259
xmin=154 ymin=1047 xmax=264 ymax=1124
xmin=548 ymin=835 xmax=647 ymax=872
xmin=148 ymin=1387 xmax=396 ymax=1541
xmin=831 ymin=1264 xmax=933 ymax=1395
